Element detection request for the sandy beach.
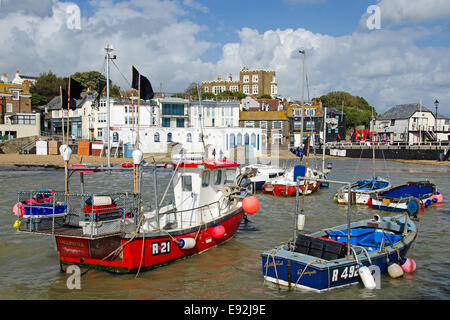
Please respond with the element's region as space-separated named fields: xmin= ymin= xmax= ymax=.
xmin=0 ymin=152 xmax=448 ymax=168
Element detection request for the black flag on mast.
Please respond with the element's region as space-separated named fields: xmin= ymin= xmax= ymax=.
xmin=93 ymin=78 xmax=107 ymax=110
xmin=61 ymin=88 xmax=77 ymax=111
xmin=131 ymin=65 xmax=154 ymax=100
xmin=70 ymin=78 xmax=84 ymax=100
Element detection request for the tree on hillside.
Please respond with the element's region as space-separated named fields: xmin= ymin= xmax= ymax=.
xmin=316 ymin=91 xmax=377 ymax=128
xmin=30 ymin=71 xmax=65 ymax=102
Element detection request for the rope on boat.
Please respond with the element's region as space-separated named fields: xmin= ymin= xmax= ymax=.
xmin=80 ymin=209 xmax=146 ymax=277
xmin=293 ymin=258 xmax=322 ymax=291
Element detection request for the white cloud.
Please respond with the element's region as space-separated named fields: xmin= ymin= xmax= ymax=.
xmin=216 ymin=27 xmax=450 ymax=114
xmin=360 ymin=0 xmax=450 ymax=29
xmin=0 ymin=0 xmax=448 ymax=116
xmin=183 ymin=0 xmax=209 ymax=13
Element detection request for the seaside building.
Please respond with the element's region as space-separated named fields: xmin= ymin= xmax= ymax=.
xmin=189 ymin=100 xmax=240 ymax=128
xmin=0 ymin=78 xmax=40 ymax=140
xmin=202 ymin=67 xmax=278 ymax=98
xmin=375 ymin=103 xmax=450 ymax=144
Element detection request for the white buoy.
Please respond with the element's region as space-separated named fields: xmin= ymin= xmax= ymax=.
xmin=177 ymin=238 xmax=196 ymax=249
xmin=132 ymin=149 xmax=143 ymax=165
xmin=297 ymin=214 xmax=305 ymax=231
xmin=387 ymin=262 xmax=404 ymax=278
xmin=359 ymin=266 xmax=377 ymax=289
xmin=60 ymin=144 xmax=72 ymax=161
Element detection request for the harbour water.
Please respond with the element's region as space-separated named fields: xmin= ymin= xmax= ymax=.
xmin=0 ymin=158 xmax=449 ymax=300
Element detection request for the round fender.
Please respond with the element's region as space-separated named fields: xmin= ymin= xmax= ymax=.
xmin=407 ymin=197 xmax=420 ymax=216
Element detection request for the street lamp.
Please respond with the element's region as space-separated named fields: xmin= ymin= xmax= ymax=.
xmin=434 ymin=99 xmax=439 ymax=133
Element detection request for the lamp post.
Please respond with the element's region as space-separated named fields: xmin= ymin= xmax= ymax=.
xmin=434 ymin=99 xmax=439 ymax=133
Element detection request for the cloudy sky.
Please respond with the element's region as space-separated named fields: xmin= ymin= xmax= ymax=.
xmin=0 ymin=0 xmax=449 ymax=115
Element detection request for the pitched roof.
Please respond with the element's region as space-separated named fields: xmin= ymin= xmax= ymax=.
xmin=377 ymin=103 xmax=433 ymax=120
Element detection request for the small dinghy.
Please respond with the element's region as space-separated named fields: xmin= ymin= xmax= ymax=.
xmin=261 ymin=177 xmax=419 ymax=292
xmin=242 ymin=164 xmax=285 ymax=192
xmin=335 ymin=177 xmax=391 ymax=205
xmin=369 ymin=181 xmax=438 ymax=217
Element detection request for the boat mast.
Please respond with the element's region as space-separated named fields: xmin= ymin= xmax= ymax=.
xmin=105 ymin=44 xmax=114 ymax=168
xmin=299 ymin=50 xmax=305 ymax=151
xmin=371 ymin=107 xmax=376 ymax=178
xmin=322 ymin=105 xmax=327 ymax=175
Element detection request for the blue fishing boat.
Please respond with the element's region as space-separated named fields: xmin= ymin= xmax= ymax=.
xmin=369 ymin=181 xmax=437 ymax=217
xmin=335 ymin=177 xmax=391 ymax=205
xmin=261 ymin=177 xmax=418 ymax=292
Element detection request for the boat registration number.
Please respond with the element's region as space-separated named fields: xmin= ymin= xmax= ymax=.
xmin=330 ymin=264 xmax=360 ymax=284
xmin=151 ymin=240 xmax=171 ymax=256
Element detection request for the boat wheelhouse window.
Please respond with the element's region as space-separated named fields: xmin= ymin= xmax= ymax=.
xmin=214 ymin=170 xmax=222 ymax=185
xmin=182 ymin=175 xmax=192 ymax=191
xmin=202 ymin=171 xmax=210 ymax=187
xmin=224 ymin=169 xmax=236 ymax=184
xmin=269 ymin=173 xmax=277 ymax=178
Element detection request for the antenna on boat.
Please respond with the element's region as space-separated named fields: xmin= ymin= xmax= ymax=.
xmin=299 ymin=50 xmax=305 ymax=158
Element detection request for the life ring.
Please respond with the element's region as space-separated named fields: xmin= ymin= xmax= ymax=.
xmin=407 ymin=197 xmax=420 ymax=216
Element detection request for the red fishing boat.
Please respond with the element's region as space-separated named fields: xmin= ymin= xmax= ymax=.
xmin=263 ymin=164 xmax=321 ymax=196
xmin=13 ymin=151 xmax=258 ymax=274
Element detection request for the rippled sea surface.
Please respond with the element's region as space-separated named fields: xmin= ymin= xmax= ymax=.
xmin=1 ymin=159 xmax=449 ymax=300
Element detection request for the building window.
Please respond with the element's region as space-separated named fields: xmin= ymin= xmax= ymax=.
xmin=162 ymin=118 xmax=170 ymax=127
xmin=6 ymin=103 xmax=12 ymax=112
xmin=186 ymin=133 xmax=192 ymax=143
xmin=305 ymin=108 xmax=315 ymax=116
xmin=229 ymin=85 xmax=238 ymax=92
xmin=244 ymin=121 xmax=254 ymax=128
xmin=12 ymin=91 xmax=19 ymax=100
xmin=98 ymin=113 xmax=107 ymax=123
xmin=252 ymin=75 xmax=258 ymax=83
xmin=252 ymin=85 xmax=258 ymax=95
xmin=154 ymin=132 xmax=160 ymax=142
xmin=294 ymin=121 xmax=302 ymax=130
xmin=243 ymin=75 xmax=249 ymax=83
xmin=10 ymin=115 xmax=36 ymax=125
xmin=237 ymin=133 xmax=242 ymax=145
xmin=97 ymin=128 xmax=103 ymax=137
xmin=243 ymin=85 xmax=249 ymax=94
xmin=390 ymin=119 xmax=395 ymax=126
xmin=293 ymin=109 xmax=302 ymax=117
xmin=273 ymin=121 xmax=282 ymax=129
xmin=260 ymin=121 xmax=267 ymax=129
xmin=167 ymin=132 xmax=172 ymax=143
xmin=306 ymin=121 xmax=315 ymax=130
xmin=176 ymin=118 xmax=185 ymax=127
xmin=204 ymin=87 xmax=209 ymax=92
xmin=271 ymin=84 xmax=277 ymax=95
xmin=162 ymin=104 xmax=184 ymax=116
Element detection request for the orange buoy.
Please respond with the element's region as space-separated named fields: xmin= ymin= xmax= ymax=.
xmin=211 ymin=224 xmax=225 ymax=239
xmin=401 ymin=258 xmax=417 ymax=273
xmin=242 ymin=196 xmax=259 ymax=215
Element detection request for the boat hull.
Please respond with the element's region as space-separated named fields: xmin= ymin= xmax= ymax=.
xmin=261 ymin=216 xmax=417 ymax=292
xmin=57 ymin=208 xmax=244 ymax=273
xmin=264 ymin=182 xmax=321 ymax=196
xmin=369 ymin=181 xmax=436 ymax=214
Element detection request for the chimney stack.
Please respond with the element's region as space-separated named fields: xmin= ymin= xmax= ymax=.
xmin=1 ymin=73 xmax=8 ymax=83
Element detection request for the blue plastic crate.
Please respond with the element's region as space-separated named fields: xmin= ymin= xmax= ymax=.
xmin=24 ymin=204 xmax=67 ymax=216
